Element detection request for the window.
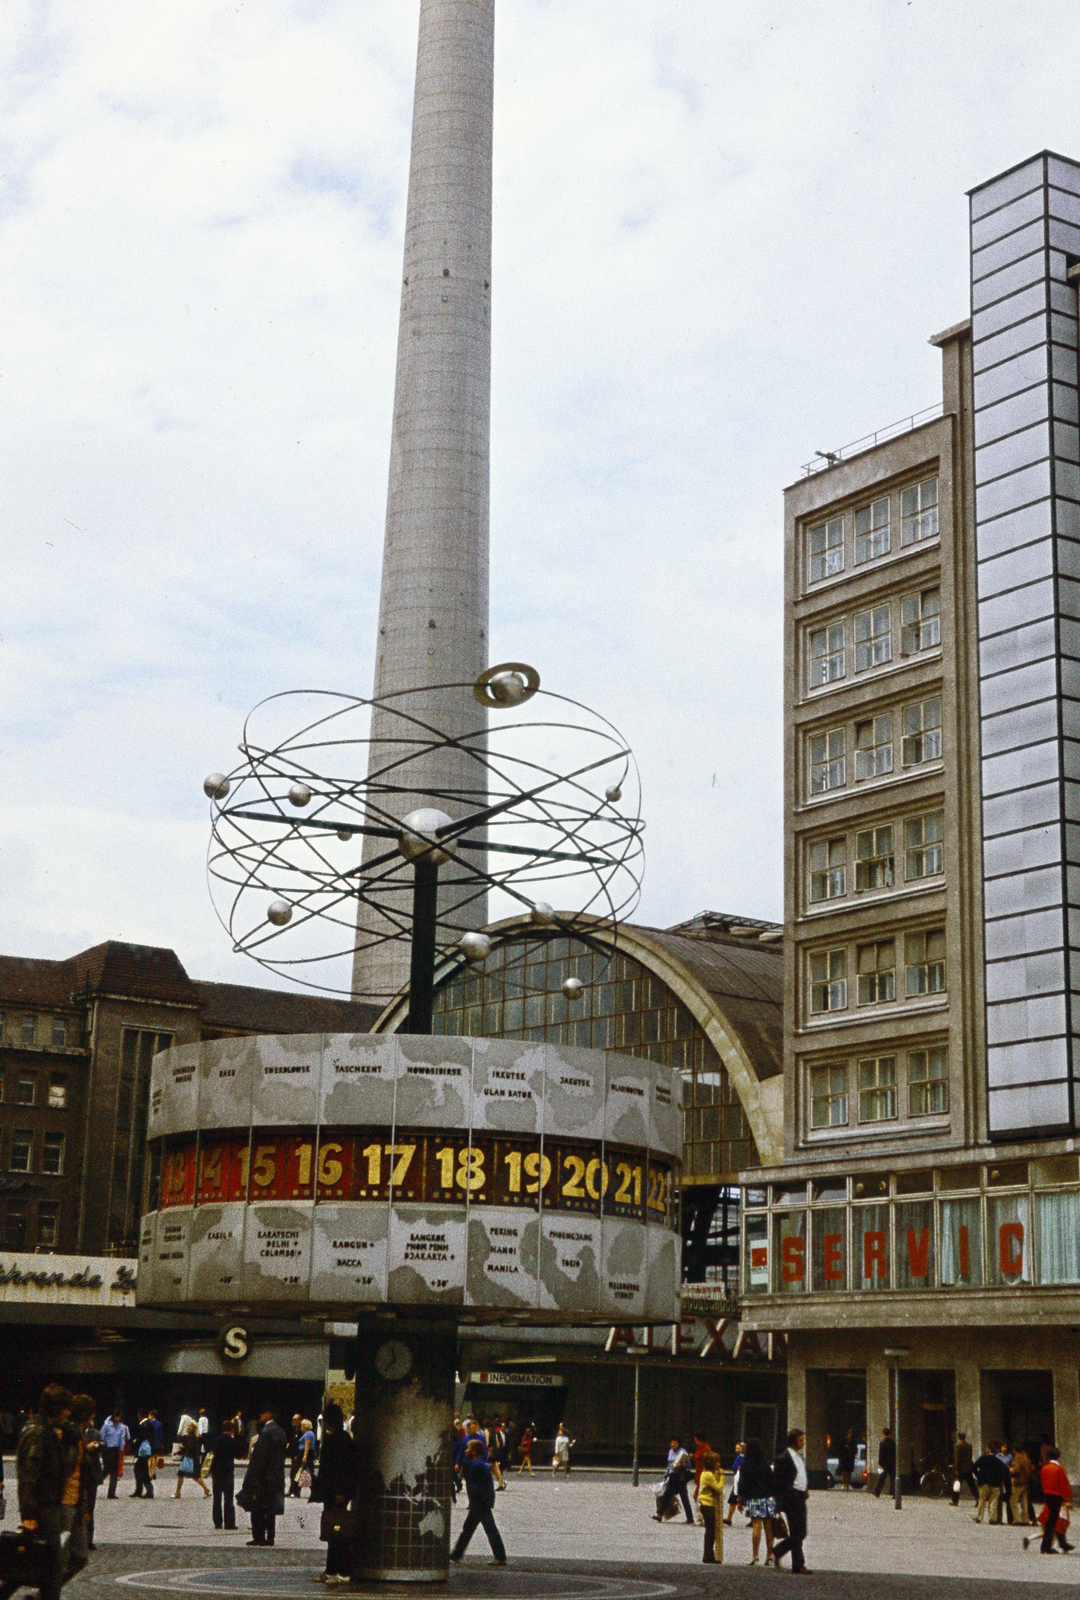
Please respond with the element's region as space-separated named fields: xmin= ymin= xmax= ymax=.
xmin=859 ymin=1055 xmax=897 ymax=1122
xmin=855 ymin=714 xmax=893 ymax=780
xmin=855 ymin=825 xmax=894 ymax=891
xmin=854 ymin=604 xmax=891 ymax=671
xmin=909 ymin=1047 xmax=948 ymax=1115
xmin=52 ymin=1017 xmax=67 ymax=1048
xmin=811 ymin=1064 xmax=848 ymax=1128
xmin=21 ymin=1015 xmax=35 ymax=1046
xmin=857 ymin=939 xmax=896 ymax=1004
xmin=810 ymin=949 xmax=847 ymax=1013
xmin=4 ymin=1201 xmax=26 ymax=1251
xmin=905 ymin=811 xmax=944 ymax=880
xmin=809 ymin=623 xmax=845 ymax=687
xmin=810 ymin=838 xmax=846 ymax=902
xmin=906 ymin=928 xmax=946 ymax=996
xmin=808 ymin=517 xmax=844 ymax=583
xmin=901 ymin=587 xmax=940 ymax=655
xmin=809 ymin=729 xmax=845 ymax=794
xmin=37 ymin=1201 xmax=60 ymax=1248
xmin=9 ymin=1130 xmax=33 ymax=1173
xmin=16 ymin=1072 xmax=36 ymax=1107
xmin=901 ymin=477 xmax=938 ymax=545
xmin=902 ymin=697 xmax=941 ymax=766
xmin=41 ymin=1133 xmax=65 ymax=1176
xmin=47 ymin=1074 xmax=68 ymax=1110
xmin=855 ymin=497 xmax=890 ymax=563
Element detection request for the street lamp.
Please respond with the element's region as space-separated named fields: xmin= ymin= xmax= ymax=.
xmin=884 ymin=1346 xmax=910 ymax=1510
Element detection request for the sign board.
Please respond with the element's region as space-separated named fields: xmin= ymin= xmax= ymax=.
xmin=0 ymin=1253 xmax=137 ymax=1307
xmin=469 ymin=1370 xmax=565 ymax=1388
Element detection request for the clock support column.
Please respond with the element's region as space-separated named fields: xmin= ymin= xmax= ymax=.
xmin=352 ymin=1313 xmax=458 ymax=1582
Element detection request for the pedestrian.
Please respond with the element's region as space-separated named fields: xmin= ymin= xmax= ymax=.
xmin=239 ymin=1406 xmax=288 ymax=1546
xmin=100 ymin=1411 xmax=130 ymax=1499
xmin=516 ymin=1424 xmax=535 ymax=1477
xmin=205 ymin=1418 xmax=243 ymax=1531
xmin=697 ymin=1450 xmax=725 ymax=1564
xmin=174 ymin=1423 xmax=210 ymax=1499
xmin=450 ymin=1439 xmax=507 ymax=1566
xmin=873 ymin=1427 xmax=896 ymax=1499
xmin=312 ymin=1402 xmax=358 ymax=1585
xmin=292 ymin=1418 xmax=316 ymax=1497
xmin=175 ymin=1409 xmax=197 ymax=1453
xmin=197 ymin=1409 xmax=210 ymax=1437
xmin=724 ymin=1442 xmax=744 ymax=1526
xmin=1011 ymin=1445 xmax=1035 ymax=1527
xmin=651 ymin=1438 xmax=694 ymax=1525
xmin=72 ymin=1395 xmax=103 ymax=1552
xmin=838 ymin=1429 xmax=856 ymax=1491
xmin=489 ymin=1419 xmax=508 ymax=1491
xmin=691 ymin=1431 xmax=711 ymax=1522
xmin=552 ymin=1424 xmax=573 ymax=1477
xmin=772 ymin=1428 xmax=810 ymax=1574
xmin=1025 ymin=1447 xmax=1075 ymax=1554
xmin=147 ymin=1409 xmax=165 ymax=1491
xmin=997 ymin=1440 xmax=1015 ymax=1524
xmin=131 ymin=1412 xmax=155 ymax=1499
xmin=287 ymin=1413 xmax=304 ymax=1496
xmin=951 ymin=1432 xmax=978 ymax=1505
xmin=14 ymin=1383 xmax=78 ymax=1600
xmin=735 ymin=1437 xmax=775 ymax=1566
xmin=972 ymin=1439 xmax=1007 ymax=1523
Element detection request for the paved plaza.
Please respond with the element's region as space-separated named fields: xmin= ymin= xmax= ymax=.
xmin=7 ymin=1465 xmax=1074 ymax=1595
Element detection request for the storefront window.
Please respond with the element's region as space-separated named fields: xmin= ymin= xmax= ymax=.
xmin=941 ymin=1198 xmax=982 ymax=1286
xmin=773 ymin=1211 xmax=807 ymax=1294
xmin=1036 ymin=1190 xmax=1080 ymax=1284
xmin=894 ymin=1200 xmax=934 ymax=1289
xmin=854 ymin=1203 xmax=890 ymax=1289
xmin=987 ymin=1194 xmax=1030 ymax=1286
xmin=745 ymin=1212 xmax=768 ymax=1293
xmin=811 ymin=1208 xmax=847 ymax=1291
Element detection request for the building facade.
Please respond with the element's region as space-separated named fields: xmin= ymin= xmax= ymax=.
xmin=741 ymin=150 xmax=1080 ymax=1484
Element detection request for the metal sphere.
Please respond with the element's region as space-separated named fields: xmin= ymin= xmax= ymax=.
xmin=267 ymin=900 xmax=293 ymax=926
xmin=288 ymin=783 xmax=313 ymax=808
xmin=399 ymin=808 xmax=458 ymax=865
xmin=459 ymin=931 xmax=493 ymax=963
xmin=204 ymin=773 xmax=230 ymax=800
xmin=605 ymin=785 xmax=622 ymax=803
xmin=530 ymin=902 xmax=556 ymax=927
xmin=562 ymin=977 xmax=584 ymax=1001
xmin=488 ymin=670 xmax=528 ymax=706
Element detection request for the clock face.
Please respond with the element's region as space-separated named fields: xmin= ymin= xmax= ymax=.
xmin=375 ymin=1339 xmax=413 ymax=1382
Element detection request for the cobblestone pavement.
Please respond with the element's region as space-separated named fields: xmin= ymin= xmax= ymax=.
xmin=35 ymin=1470 xmax=1080 ymax=1588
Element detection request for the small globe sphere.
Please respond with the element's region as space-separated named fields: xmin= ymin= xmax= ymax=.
xmin=530 ymin=902 xmax=556 ymax=926
xmin=336 ymin=830 xmax=352 ymax=842
xmin=605 ymin=785 xmax=622 ymax=803
xmin=399 ymin=807 xmax=458 ymax=864
xmin=460 ymin=931 xmax=492 ymax=963
xmin=488 ymin=670 xmax=528 ymax=706
xmin=267 ymin=900 xmax=293 ymax=926
xmin=204 ymin=773 xmax=230 ymax=800
xmin=562 ymin=977 xmax=584 ymax=1001
xmin=288 ymin=783 xmax=313 ymax=808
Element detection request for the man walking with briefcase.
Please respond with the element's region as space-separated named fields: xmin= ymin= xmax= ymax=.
xmin=3 ymin=1384 xmax=79 ymax=1600
xmin=238 ymin=1408 xmax=287 ymax=1547
xmin=311 ymin=1402 xmax=357 ymax=1584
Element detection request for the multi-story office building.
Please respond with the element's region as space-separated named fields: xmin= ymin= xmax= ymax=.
xmin=741 ymin=151 xmax=1080 ymax=1482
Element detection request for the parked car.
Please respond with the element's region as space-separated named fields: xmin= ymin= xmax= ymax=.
xmin=825 ymin=1441 xmax=868 ymax=1488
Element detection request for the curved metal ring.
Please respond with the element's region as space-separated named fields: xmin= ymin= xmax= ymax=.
xmin=472 ymin=661 xmax=541 ymax=707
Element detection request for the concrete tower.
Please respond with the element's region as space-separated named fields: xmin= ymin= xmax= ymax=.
xmin=352 ymin=0 xmax=494 ymax=1003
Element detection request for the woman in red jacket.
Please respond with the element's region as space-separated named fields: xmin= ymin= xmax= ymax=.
xmin=1024 ymin=1449 xmax=1075 ymax=1554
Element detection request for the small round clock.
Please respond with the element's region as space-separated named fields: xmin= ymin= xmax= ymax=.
xmin=374 ymin=1339 xmax=413 ymax=1381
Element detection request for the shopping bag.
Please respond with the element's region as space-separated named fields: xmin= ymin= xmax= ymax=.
xmin=298 ymin=1469 xmax=312 ymax=1490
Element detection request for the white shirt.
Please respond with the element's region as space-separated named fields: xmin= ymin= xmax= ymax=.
xmin=789 ymin=1449 xmax=808 ymax=1492
xmin=554 ymin=1433 xmax=570 ymax=1457
xmin=197 ymin=1416 xmax=209 ymax=1435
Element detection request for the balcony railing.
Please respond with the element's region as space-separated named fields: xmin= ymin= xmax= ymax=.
xmin=801 ymin=403 xmax=943 ymax=477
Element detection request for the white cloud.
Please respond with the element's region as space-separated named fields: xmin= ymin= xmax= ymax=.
xmin=1 ymin=0 xmax=1077 ymax=983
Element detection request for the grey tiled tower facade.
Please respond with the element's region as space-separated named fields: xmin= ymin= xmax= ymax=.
xmin=970 ymin=153 xmax=1080 ymax=1135
xmin=353 ymin=0 xmax=494 ymax=1005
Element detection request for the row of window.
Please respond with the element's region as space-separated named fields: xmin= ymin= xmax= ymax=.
xmin=808 ymin=587 xmax=940 ymax=688
xmin=3 ymin=1199 xmax=60 ymax=1251
xmin=809 ymin=810 xmax=944 ymax=904
xmin=810 ymin=1047 xmax=948 ymax=1129
xmin=807 ymin=477 xmax=939 ymax=585
xmin=809 ymin=928 xmax=947 ymax=1016
xmin=5 ymin=1128 xmax=66 ymax=1175
xmin=809 ymin=697 xmax=941 ymax=795
xmin=0 ymin=1071 xmax=68 ymax=1108
xmin=0 ymin=1014 xmax=70 ymax=1049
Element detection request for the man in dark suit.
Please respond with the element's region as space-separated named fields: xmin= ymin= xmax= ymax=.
xmin=239 ymin=1408 xmax=288 ymax=1546
xmin=450 ymin=1440 xmax=506 ymax=1565
xmin=772 ymin=1429 xmax=810 ymax=1575
xmin=874 ymin=1427 xmax=896 ymax=1498
xmin=206 ymin=1419 xmax=244 ymax=1531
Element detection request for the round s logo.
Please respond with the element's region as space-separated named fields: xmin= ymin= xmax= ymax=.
xmin=219 ymin=1324 xmax=250 ymax=1362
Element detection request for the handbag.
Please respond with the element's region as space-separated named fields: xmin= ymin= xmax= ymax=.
xmin=201 ymin=1453 xmax=214 ymax=1480
xmin=298 ymin=1469 xmax=312 ymax=1490
xmin=138 ymin=1441 xmax=152 ymax=1458
xmin=320 ymin=1504 xmax=357 ymax=1542
xmin=0 ymin=1528 xmax=54 ymax=1590
xmin=771 ymin=1511 xmax=789 ymax=1539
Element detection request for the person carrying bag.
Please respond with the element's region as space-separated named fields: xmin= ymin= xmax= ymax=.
xmin=311 ymin=1403 xmax=357 ymax=1586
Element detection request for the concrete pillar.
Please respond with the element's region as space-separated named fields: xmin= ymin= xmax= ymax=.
xmin=866 ymin=1357 xmax=890 ymax=1491
xmin=352 ymin=1315 xmax=457 ymax=1581
xmin=954 ymin=1354 xmax=981 ymax=1453
xmin=803 ymin=1369 xmax=828 ymax=1486
xmin=1051 ymin=1359 xmax=1080 ymax=1478
xmin=785 ymin=1335 xmax=806 ymax=1438
xmin=354 ymin=0 xmax=494 ymax=1004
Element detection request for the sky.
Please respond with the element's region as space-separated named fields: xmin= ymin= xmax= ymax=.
xmin=2 ymin=0 xmax=1080 ymax=991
